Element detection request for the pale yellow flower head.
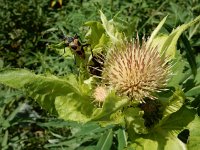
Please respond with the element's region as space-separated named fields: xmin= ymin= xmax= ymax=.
xmin=102 ymin=39 xmax=170 ymax=102
xmin=93 ymin=85 xmax=108 ymax=106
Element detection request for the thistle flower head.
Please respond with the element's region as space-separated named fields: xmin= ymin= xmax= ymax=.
xmin=93 ymin=85 xmax=108 ymax=106
xmin=102 ymin=39 xmax=171 ymax=102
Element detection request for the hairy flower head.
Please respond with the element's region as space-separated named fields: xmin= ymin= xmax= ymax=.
xmin=93 ymin=85 xmax=108 ymax=106
xmin=102 ymin=39 xmax=171 ymax=102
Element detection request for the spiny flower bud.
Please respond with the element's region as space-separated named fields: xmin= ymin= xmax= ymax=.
xmin=93 ymin=85 xmax=108 ymax=106
xmin=102 ymin=39 xmax=171 ymax=102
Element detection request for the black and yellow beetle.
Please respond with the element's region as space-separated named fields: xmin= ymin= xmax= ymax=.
xmin=63 ymin=34 xmax=89 ymax=59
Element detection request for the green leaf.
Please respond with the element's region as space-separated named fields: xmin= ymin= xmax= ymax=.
xmin=0 ymin=69 xmax=80 ymax=114
xmin=85 ymin=21 xmax=107 ymax=50
xmin=180 ymin=34 xmax=197 ymax=76
xmin=150 ymin=34 xmax=168 ymax=54
xmin=0 ymin=69 xmax=128 ymax=123
xmin=156 ymin=24 xmax=197 ymax=77
xmin=162 ymin=89 xmax=185 ymax=121
xmin=160 ymin=106 xmax=195 ymax=131
xmin=37 ymin=119 xmax=79 ymax=128
xmin=160 ymin=15 xmax=200 ymax=59
xmin=167 ymin=53 xmax=190 ymax=87
xmin=0 ymin=59 xmax=3 ymax=68
xmin=43 ymin=121 xmax=113 ymax=149
xmin=92 ymin=34 xmax=110 ymax=53
xmin=54 ymin=94 xmax=94 ymax=122
xmin=100 ymin=11 xmax=124 ymax=46
xmin=6 ymin=103 xmax=24 ymax=122
xmin=194 ymin=67 xmax=200 ymax=84
xmin=147 ymin=16 xmax=167 ymax=49
xmin=96 ymin=129 xmax=113 ymax=150
xmin=91 ymin=92 xmax=129 ymax=123
xmin=0 ymin=69 xmax=34 ymax=88
xmin=129 ymin=106 xmax=195 ymax=150
xmin=117 ymin=128 xmax=127 ymax=150
xmin=187 ymin=116 xmax=200 ymax=150
xmin=72 ymin=122 xmax=114 ymax=136
xmin=185 ymin=85 xmax=200 ymax=97
xmin=1 ymin=130 xmax=8 ymax=148
xmin=125 ymin=107 xmax=148 ymax=134
xmin=130 ymin=133 xmax=185 ymax=150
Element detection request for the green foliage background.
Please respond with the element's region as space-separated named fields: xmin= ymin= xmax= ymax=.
xmin=0 ymin=0 xmax=200 ymax=149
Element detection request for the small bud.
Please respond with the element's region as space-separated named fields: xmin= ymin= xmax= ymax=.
xmin=93 ymin=85 xmax=108 ymax=107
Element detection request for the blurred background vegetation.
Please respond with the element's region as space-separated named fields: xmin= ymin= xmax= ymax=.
xmin=0 ymin=0 xmax=200 ymax=149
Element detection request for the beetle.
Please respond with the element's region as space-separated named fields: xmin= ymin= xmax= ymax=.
xmin=63 ymin=34 xmax=89 ymax=59
xmin=63 ymin=34 xmax=103 ymax=76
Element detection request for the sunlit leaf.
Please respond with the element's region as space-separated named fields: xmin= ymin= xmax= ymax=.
xmin=150 ymin=34 xmax=168 ymax=54
xmin=187 ymin=116 xmax=200 ymax=150
xmin=0 ymin=69 xmax=80 ymax=114
xmin=0 ymin=69 xmax=34 ymax=89
xmin=130 ymin=133 xmax=186 ymax=150
xmin=91 ymin=92 xmax=129 ymax=123
xmin=85 ymin=21 xmax=106 ymax=49
xmin=160 ymin=15 xmax=200 ymax=59
xmin=100 ymin=11 xmax=124 ymax=46
xmin=162 ymin=89 xmax=185 ymax=120
xmin=129 ymin=106 xmax=195 ymax=150
xmin=125 ymin=107 xmax=148 ymax=134
xmin=55 ymin=94 xmax=94 ymax=122
xmin=147 ymin=16 xmax=167 ymax=49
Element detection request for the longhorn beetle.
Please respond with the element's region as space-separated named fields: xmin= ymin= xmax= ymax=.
xmin=63 ymin=34 xmax=103 ymax=76
xmin=63 ymin=34 xmax=90 ymax=59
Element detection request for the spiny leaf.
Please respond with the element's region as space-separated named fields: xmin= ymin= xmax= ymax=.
xmin=0 ymin=69 xmax=80 ymax=114
xmin=160 ymin=15 xmax=200 ymax=59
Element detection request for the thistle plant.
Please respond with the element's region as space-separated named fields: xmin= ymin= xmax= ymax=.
xmin=0 ymin=12 xmax=200 ymax=150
